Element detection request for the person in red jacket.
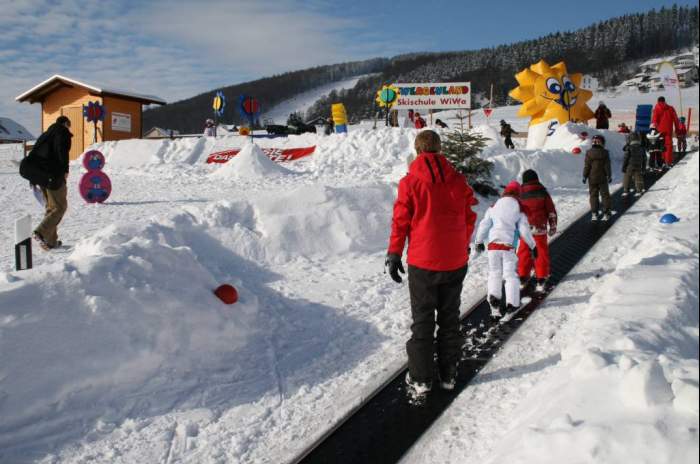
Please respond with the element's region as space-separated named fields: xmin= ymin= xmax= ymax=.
xmin=651 ymin=96 xmax=681 ymax=167
xmin=414 ymin=112 xmax=426 ymax=129
xmin=517 ymin=169 xmax=557 ymax=293
xmin=386 ymin=130 xmax=477 ymax=399
xmin=677 ymin=116 xmax=688 ymax=154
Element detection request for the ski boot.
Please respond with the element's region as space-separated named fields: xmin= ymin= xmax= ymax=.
xmin=621 ymin=191 xmax=629 ymax=197
xmin=488 ymin=295 xmax=502 ymax=320
xmin=591 ymin=211 xmax=600 ymax=221
xmin=438 ymin=364 xmax=458 ymax=391
xmin=505 ymin=303 xmax=520 ymax=314
xmin=534 ymin=278 xmax=548 ymax=294
xmin=601 ymin=210 xmax=611 ymax=221
xmin=519 ymin=276 xmax=531 ymax=291
xmin=405 ymin=372 xmax=431 ymax=405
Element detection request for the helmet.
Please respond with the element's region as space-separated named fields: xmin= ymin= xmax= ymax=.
xmin=628 ymin=132 xmax=640 ymax=142
xmin=592 ymin=134 xmax=605 ymax=146
xmin=680 ymin=116 xmax=686 ymax=123
xmin=500 ymin=119 xmax=506 ymax=125
xmin=206 ymin=118 xmax=214 ymax=124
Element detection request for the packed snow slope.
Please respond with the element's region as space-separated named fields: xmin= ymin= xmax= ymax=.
xmin=403 ymin=151 xmax=700 ymax=464
xmin=0 ymin=88 xmax=691 ymax=462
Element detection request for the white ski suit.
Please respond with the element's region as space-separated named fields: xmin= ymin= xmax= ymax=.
xmin=475 ymin=196 xmax=536 ymax=307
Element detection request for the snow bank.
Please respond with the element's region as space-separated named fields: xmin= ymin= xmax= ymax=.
xmin=210 ymin=143 xmax=294 ymax=179
xmin=0 ymin=213 xmax=260 ymax=459
xmin=198 ymin=183 xmax=394 ymax=263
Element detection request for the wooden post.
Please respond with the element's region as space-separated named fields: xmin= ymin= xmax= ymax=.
xmin=468 ymin=109 xmax=472 ymax=129
xmin=429 ymin=109 xmax=433 ymax=126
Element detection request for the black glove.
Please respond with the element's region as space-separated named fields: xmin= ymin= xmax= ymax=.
xmin=607 ymin=176 xmax=612 ymax=183
xmin=582 ymin=177 xmax=587 ymax=184
xmin=475 ymin=243 xmax=485 ymax=253
xmin=385 ymin=253 xmax=405 ymax=283
xmin=531 ymin=246 xmax=538 ymax=259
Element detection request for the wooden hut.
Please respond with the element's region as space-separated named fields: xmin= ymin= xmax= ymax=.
xmin=16 ymin=75 xmax=165 ymax=159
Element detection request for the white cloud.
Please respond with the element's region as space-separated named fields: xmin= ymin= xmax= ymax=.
xmin=0 ymin=0 xmax=415 ymax=136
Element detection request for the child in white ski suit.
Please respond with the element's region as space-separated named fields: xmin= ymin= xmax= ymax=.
xmin=475 ymin=181 xmax=537 ymax=316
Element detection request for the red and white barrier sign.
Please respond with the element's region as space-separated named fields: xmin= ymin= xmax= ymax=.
xmin=206 ymin=146 xmax=316 ymax=164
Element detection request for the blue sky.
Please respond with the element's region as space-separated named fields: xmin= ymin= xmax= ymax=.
xmin=0 ymin=0 xmax=695 ymax=135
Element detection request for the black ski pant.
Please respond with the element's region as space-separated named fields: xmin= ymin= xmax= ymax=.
xmin=504 ymin=136 xmax=514 ymax=149
xmin=407 ymin=264 xmax=468 ymax=383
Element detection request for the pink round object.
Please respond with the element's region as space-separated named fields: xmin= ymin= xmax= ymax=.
xmin=82 ymin=150 xmax=105 ymax=171
xmin=79 ymin=171 xmax=112 ymax=203
xmin=572 ymin=147 xmax=582 ymax=155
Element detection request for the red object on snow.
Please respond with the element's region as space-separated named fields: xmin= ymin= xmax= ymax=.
xmin=214 ymin=284 xmax=238 ymax=304
xmin=483 ymin=108 xmax=493 ymax=118
xmin=206 ymin=146 xmax=316 ymax=163
xmin=572 ymin=147 xmax=582 ymax=154
xmin=387 ymin=152 xmax=477 ymax=271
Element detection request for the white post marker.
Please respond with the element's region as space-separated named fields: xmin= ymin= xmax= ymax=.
xmin=14 ymin=215 xmax=32 ymax=271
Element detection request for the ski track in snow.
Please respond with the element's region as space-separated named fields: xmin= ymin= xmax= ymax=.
xmin=0 ymin=88 xmax=697 ymax=463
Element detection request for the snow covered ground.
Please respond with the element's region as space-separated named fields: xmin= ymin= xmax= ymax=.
xmin=403 ymin=151 xmax=699 ymax=464
xmin=0 ymin=86 xmax=697 ymax=463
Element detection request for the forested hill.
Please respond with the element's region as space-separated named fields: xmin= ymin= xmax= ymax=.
xmin=144 ymin=4 xmax=698 ymax=133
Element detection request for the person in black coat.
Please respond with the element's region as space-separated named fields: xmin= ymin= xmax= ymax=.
xmin=594 ymin=102 xmax=612 ymax=129
xmin=622 ymin=132 xmax=646 ymax=196
xmin=20 ymin=115 xmax=73 ymax=249
xmin=500 ymin=120 xmax=516 ymax=149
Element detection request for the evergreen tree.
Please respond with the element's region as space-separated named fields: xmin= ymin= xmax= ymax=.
xmin=441 ymin=112 xmax=496 ymax=196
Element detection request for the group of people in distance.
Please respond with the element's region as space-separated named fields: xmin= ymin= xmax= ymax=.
xmin=386 ymin=130 xmax=557 ymax=401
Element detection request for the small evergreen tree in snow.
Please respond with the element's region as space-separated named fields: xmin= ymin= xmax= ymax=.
xmin=441 ymin=112 xmax=496 ymax=196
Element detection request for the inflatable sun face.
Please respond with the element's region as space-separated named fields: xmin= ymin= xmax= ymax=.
xmin=509 ymin=60 xmax=594 ymax=126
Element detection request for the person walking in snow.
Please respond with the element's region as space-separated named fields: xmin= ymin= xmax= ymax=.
xmin=386 ymin=130 xmax=477 ymax=399
xmin=475 ymin=181 xmax=537 ymax=318
xmin=203 ymin=118 xmax=217 ymax=137
xmin=622 ymin=132 xmax=647 ymax=197
xmin=676 ymin=116 xmax=688 ymax=154
xmin=517 ymin=170 xmax=557 ymax=293
xmin=583 ymin=134 xmax=613 ymax=221
xmin=500 ymin=119 xmax=516 ymax=149
xmin=651 ymin=96 xmax=681 ymax=168
xmin=594 ymin=102 xmax=611 ymax=129
xmin=413 ymin=112 xmax=426 ymax=129
xmin=19 ymin=115 xmax=72 ymax=250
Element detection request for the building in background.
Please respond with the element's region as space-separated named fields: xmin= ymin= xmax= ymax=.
xmin=0 ymin=117 xmax=34 ymax=143
xmin=16 ymin=75 xmax=165 ymax=159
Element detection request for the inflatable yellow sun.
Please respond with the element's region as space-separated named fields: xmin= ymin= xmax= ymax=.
xmin=509 ymin=60 xmax=595 ymax=148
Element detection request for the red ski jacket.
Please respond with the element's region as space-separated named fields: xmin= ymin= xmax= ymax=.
xmin=388 ymin=152 xmax=477 ymax=271
xmin=652 ymin=101 xmax=680 ymax=136
xmin=677 ymin=122 xmax=688 ymax=137
xmin=414 ymin=117 xmax=426 ymax=129
xmin=519 ymin=181 xmax=557 ymax=236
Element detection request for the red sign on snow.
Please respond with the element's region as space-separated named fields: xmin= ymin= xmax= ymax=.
xmin=483 ymin=108 xmax=493 ymax=118
xmin=206 ymin=146 xmax=316 ymax=164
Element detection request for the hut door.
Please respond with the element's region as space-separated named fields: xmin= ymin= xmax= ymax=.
xmin=61 ymin=106 xmax=84 ymax=160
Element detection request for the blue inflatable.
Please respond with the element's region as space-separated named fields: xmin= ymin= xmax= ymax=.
xmin=659 ymin=213 xmax=680 ymax=224
xmin=635 ymin=104 xmax=653 ymax=134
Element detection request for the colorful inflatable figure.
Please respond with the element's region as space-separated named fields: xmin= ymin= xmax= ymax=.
xmin=332 ymin=103 xmax=348 ymax=134
xmin=509 ymin=60 xmax=595 ymax=148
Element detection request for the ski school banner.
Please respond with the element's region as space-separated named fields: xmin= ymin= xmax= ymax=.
xmin=206 ymin=146 xmax=316 ymax=163
xmin=391 ymin=82 xmax=471 ymax=109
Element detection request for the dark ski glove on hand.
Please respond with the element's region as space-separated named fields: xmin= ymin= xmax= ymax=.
xmin=475 ymin=243 xmax=485 ymax=253
xmin=531 ymin=247 xmax=538 ymax=259
xmin=385 ymin=253 xmax=405 ymax=283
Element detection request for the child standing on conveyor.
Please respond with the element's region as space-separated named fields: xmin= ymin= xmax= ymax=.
xmin=474 ymin=181 xmax=537 ymax=319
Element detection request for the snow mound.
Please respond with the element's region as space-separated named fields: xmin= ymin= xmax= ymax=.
xmin=543 ymin=122 xmax=626 ymax=154
xmin=0 ymin=213 xmax=260 ymax=458
xmin=199 ymin=183 xmax=394 ymax=263
xmin=210 ymin=143 xmax=294 ymax=179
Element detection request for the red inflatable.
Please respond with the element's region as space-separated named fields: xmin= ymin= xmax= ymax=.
xmin=572 ymin=147 xmax=582 ymax=155
xmin=214 ymin=284 xmax=238 ymax=304
xmin=206 ymin=146 xmax=316 ymax=163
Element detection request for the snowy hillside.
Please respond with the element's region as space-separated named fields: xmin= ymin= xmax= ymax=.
xmin=0 ymin=85 xmax=697 ymax=462
xmin=263 ymin=75 xmax=369 ymax=124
